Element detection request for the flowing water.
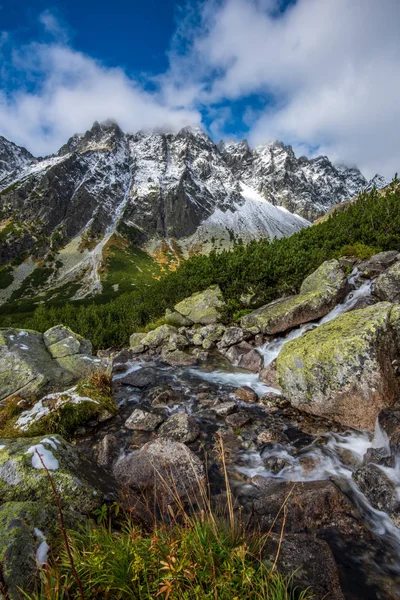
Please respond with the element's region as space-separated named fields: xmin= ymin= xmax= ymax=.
xmin=103 ymin=268 xmax=400 ymax=597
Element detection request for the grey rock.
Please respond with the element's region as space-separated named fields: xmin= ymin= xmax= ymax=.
xmin=125 ymin=409 xmax=164 ymax=431
xmin=238 ymin=348 xmax=263 ymax=373
xmin=158 ymin=413 xmax=200 ymax=443
xmin=374 ymin=261 xmax=400 ymax=302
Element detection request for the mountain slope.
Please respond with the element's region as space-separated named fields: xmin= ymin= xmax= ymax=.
xmin=0 ymin=121 xmax=386 ymax=307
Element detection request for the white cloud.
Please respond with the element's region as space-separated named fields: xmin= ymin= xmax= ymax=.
xmin=165 ymin=0 xmax=400 ymax=178
xmin=1 ymin=2 xmax=399 ymax=178
xmin=0 ymin=15 xmax=200 ymax=156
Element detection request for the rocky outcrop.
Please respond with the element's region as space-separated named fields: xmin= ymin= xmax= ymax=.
xmin=0 ymin=325 xmax=101 ymax=403
xmin=277 ymin=303 xmax=400 ymax=429
xmin=0 ymin=436 xmax=117 ymax=513
xmin=241 ymin=259 xmax=348 ymax=334
xmin=173 ymin=285 xmax=225 ymax=325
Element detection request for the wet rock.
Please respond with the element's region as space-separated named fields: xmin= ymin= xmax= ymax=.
xmin=212 ymin=401 xmax=238 ymax=417
xmin=348 ymin=295 xmax=377 ymax=312
xmin=260 ymin=391 xmax=282 ymax=406
xmin=254 ymin=479 xmax=359 ymax=536
xmin=363 ymin=446 xmax=391 ymax=467
xmin=112 ymin=349 xmax=133 ymax=374
xmin=263 ymin=533 xmax=345 ymax=600
xmin=263 ymin=455 xmax=291 ymax=474
xmin=158 ymin=413 xmax=200 ymax=443
xmin=256 ymin=429 xmax=289 ymax=446
xmin=224 ymin=341 xmax=253 ymax=365
xmin=277 ymin=303 xmax=400 ymax=430
xmin=114 ymin=438 xmax=205 ymax=504
xmin=234 ymin=386 xmax=258 ymax=403
xmin=95 ymin=433 xmax=120 ymax=470
xmin=238 ymin=348 xmax=263 ymax=373
xmin=353 ymin=463 xmax=400 ymax=525
xmin=226 ymin=411 xmax=252 ymax=428
xmin=0 ymin=436 xmax=117 ymax=513
xmin=219 ymin=327 xmax=244 ymax=348
xmin=118 ymin=367 xmax=157 ymax=388
xmin=174 ymin=285 xmax=225 ymax=325
xmin=150 ymin=388 xmax=182 ymax=407
xmin=374 ymin=261 xmax=400 ymax=302
xmin=241 ymin=260 xmax=348 ymax=335
xmin=161 ymin=350 xmax=197 ymax=367
xmin=259 ymin=360 xmax=279 ymax=388
xmin=164 ymin=309 xmax=193 ymax=327
xmin=125 ymin=409 xmax=164 ymax=432
xmin=378 ymin=407 xmax=400 ymax=451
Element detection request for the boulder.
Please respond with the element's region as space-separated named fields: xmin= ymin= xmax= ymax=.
xmin=253 ymin=479 xmax=359 ymax=534
xmin=0 ymin=436 xmax=117 ymax=513
xmin=140 ymin=325 xmax=178 ymax=349
xmin=238 ymin=349 xmax=263 ymax=373
xmin=129 ymin=332 xmax=147 ymax=348
xmin=164 ymin=309 xmax=193 ymax=327
xmin=374 ymin=261 xmax=400 ymax=302
xmin=95 ymin=433 xmax=120 ymax=470
xmin=161 ymin=350 xmax=197 ymax=367
xmin=174 ymin=285 xmax=225 ymax=325
xmin=262 ymin=533 xmax=345 ymax=600
xmin=0 ymin=329 xmax=72 ymax=402
xmin=219 ymin=327 xmax=244 ymax=348
xmin=125 ymin=409 xmax=164 ymax=432
xmin=224 ymin=341 xmax=253 ymax=365
xmin=0 ymin=501 xmax=57 ymax=600
xmin=277 ymin=303 xmax=400 ymax=430
xmin=353 ymin=463 xmax=400 ymax=526
xmin=43 ymin=325 xmax=92 ymax=358
xmin=118 ymin=366 xmax=158 ymax=388
xmin=259 ymin=360 xmax=279 ymax=389
xmin=225 ymin=411 xmax=251 ymax=428
xmin=114 ymin=438 xmax=205 ymax=503
xmin=241 ymin=260 xmax=348 ymax=335
xmin=359 ymin=251 xmax=399 ymax=278
xmin=212 ymin=401 xmax=238 ymax=417
xmin=158 ymin=413 xmax=200 ymax=443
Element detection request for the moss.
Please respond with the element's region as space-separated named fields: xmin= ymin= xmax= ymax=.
xmin=276 ymin=302 xmax=393 ymax=393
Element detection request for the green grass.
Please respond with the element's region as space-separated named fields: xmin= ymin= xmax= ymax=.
xmin=23 ymin=512 xmax=310 ymax=600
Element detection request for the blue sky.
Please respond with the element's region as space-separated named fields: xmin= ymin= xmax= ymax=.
xmin=0 ymin=0 xmax=399 ymax=178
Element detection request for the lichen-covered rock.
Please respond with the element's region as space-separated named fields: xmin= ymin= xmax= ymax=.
xmin=219 ymin=327 xmax=244 ymax=348
xmin=174 ymin=285 xmax=225 ymax=325
xmin=114 ymin=438 xmax=205 ymax=503
xmin=277 ymin=303 xmax=400 ymax=429
xmin=359 ymin=251 xmax=399 ymax=278
xmin=0 ymin=435 xmax=117 ymax=512
xmin=0 ymin=328 xmax=73 ymax=402
xmin=125 ymin=409 xmax=164 ymax=431
xmin=0 ymin=501 xmax=57 ymax=600
xmin=44 ymin=325 xmax=92 ymax=358
xmin=161 ymin=350 xmax=197 ymax=367
xmin=374 ymin=262 xmax=400 ymax=302
xmin=241 ymin=260 xmax=348 ymax=335
xmin=140 ymin=325 xmax=178 ymax=349
xmin=129 ymin=332 xmax=147 ymax=348
xmin=353 ymin=463 xmax=400 ymax=527
xmin=200 ymin=323 xmax=226 ymax=343
xmin=164 ymin=309 xmax=193 ymax=327
xmin=158 ymin=413 xmax=200 ymax=443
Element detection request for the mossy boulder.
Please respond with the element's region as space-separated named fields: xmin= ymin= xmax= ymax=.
xmin=374 ymin=262 xmax=400 ymax=303
xmin=277 ymin=303 xmax=400 ymax=430
xmin=0 ymin=435 xmax=117 ymax=513
xmin=164 ymin=309 xmax=192 ymax=327
xmin=129 ymin=332 xmax=146 ymax=348
xmin=43 ymin=324 xmax=92 ymax=358
xmin=241 ymin=260 xmax=348 ymax=335
xmin=174 ymin=285 xmax=225 ymax=325
xmin=2 ymin=381 xmax=117 ymax=439
xmin=0 ymin=501 xmax=57 ymax=600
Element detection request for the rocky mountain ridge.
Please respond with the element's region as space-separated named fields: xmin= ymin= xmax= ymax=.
xmin=0 ymin=121 xmax=386 ymax=303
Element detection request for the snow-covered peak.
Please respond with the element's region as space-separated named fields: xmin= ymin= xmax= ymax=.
xmin=0 ymin=136 xmax=36 ymax=181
